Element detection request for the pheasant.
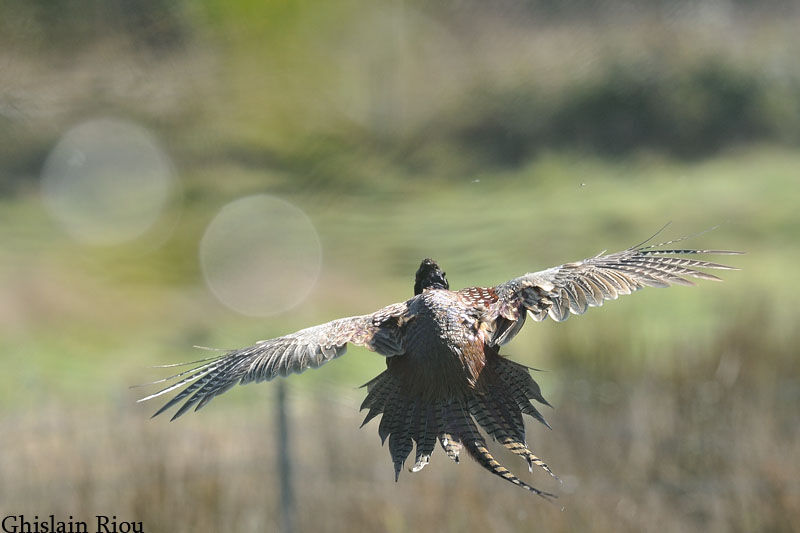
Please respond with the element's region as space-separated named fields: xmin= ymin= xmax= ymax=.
xmin=139 ymin=231 xmax=739 ymax=498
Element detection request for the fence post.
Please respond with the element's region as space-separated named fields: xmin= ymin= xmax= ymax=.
xmin=276 ymin=380 xmax=294 ymax=533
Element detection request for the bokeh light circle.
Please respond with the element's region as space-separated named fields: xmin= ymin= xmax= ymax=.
xmin=200 ymin=195 xmax=322 ymax=317
xmin=40 ymin=117 xmax=177 ymax=245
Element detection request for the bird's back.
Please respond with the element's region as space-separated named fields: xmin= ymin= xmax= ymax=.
xmin=391 ymin=289 xmax=488 ymax=402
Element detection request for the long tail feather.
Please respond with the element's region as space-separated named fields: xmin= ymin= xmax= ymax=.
xmin=359 ymin=355 xmax=558 ymax=495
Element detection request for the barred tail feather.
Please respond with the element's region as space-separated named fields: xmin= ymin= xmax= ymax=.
xmin=360 ymin=362 xmax=558 ymax=495
xmin=470 ymin=355 xmax=559 ymax=481
xmin=454 ymin=400 xmax=555 ymax=500
xmin=464 ymin=439 xmax=556 ymax=500
xmin=361 ymin=371 xmax=444 ymax=476
xmin=439 ymin=432 xmax=462 ymax=463
xmin=411 ymin=405 xmax=437 ymax=472
xmin=389 ymin=402 xmax=416 ymax=480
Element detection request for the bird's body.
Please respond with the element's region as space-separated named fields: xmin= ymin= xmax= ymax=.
xmin=140 ymin=230 xmax=740 ymax=498
xmin=398 ymin=288 xmax=489 ymax=397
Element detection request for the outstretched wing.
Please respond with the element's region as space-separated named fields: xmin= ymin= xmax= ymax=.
xmin=138 ymin=301 xmax=410 ymax=420
xmin=488 ymin=232 xmax=741 ymax=343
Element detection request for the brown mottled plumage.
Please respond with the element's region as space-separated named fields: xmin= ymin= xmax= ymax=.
xmin=139 ymin=231 xmax=740 ymax=498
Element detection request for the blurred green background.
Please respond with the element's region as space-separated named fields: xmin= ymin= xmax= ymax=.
xmin=1 ymin=1 xmax=798 ymax=532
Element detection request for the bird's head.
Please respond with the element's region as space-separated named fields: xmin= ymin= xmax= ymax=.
xmin=414 ymin=258 xmax=449 ymax=295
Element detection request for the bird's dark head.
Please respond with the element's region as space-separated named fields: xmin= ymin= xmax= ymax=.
xmin=414 ymin=258 xmax=449 ymax=295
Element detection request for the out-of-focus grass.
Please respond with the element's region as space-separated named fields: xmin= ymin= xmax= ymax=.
xmin=1 ymin=304 xmax=797 ymax=533
xmin=1 ymin=145 xmax=797 ymax=405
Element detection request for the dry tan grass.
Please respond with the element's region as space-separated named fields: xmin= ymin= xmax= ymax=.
xmin=2 ymin=310 xmax=797 ymax=533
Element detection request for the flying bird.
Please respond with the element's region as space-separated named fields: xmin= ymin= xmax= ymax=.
xmin=139 ymin=230 xmax=740 ymax=498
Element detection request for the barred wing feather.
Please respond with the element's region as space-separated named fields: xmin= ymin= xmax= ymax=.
xmin=495 ymin=239 xmax=742 ymax=325
xmin=139 ymin=302 xmax=409 ymax=420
